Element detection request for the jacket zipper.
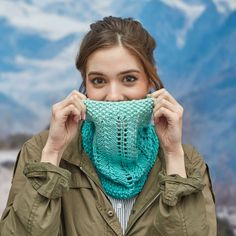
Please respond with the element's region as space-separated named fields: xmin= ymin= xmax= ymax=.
xmin=125 ymin=191 xmax=161 ymax=235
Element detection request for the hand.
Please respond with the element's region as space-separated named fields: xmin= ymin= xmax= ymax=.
xmin=150 ymin=88 xmax=184 ymax=154
xmin=41 ymin=90 xmax=87 ymax=166
xmin=150 ymin=89 xmax=186 ymax=177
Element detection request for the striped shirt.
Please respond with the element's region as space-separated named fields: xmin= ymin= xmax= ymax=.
xmin=108 ymin=196 xmax=136 ymax=234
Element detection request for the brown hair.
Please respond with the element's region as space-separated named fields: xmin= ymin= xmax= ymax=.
xmin=75 ymin=16 xmax=163 ymax=94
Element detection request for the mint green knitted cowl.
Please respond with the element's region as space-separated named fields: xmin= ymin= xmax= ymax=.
xmin=81 ymin=98 xmax=159 ymax=199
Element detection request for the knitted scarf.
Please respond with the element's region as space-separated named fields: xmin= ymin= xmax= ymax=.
xmin=81 ymin=98 xmax=159 ymax=199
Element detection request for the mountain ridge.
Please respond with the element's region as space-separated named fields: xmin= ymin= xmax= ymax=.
xmin=0 ymin=1 xmax=235 ymax=191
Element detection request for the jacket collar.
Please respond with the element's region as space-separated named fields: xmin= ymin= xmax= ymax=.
xmin=62 ymin=121 xmax=101 ymax=185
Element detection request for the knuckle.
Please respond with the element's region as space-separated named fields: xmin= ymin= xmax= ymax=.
xmin=69 ymin=95 xmax=77 ymax=103
xmin=68 ymin=90 xmax=75 ymax=97
xmin=68 ymin=90 xmax=78 ymax=99
xmin=176 ymin=113 xmax=182 ymax=121
xmin=178 ymin=107 xmax=184 ymax=116
xmin=78 ymin=91 xmax=86 ymax=98
xmin=79 ymin=101 xmax=86 ymax=112
xmin=82 ymin=103 xmax=86 ymax=109
xmin=52 ymin=105 xmax=58 ymax=114
xmin=74 ymin=95 xmax=79 ymax=101
xmin=72 ymin=89 xmax=78 ymax=95
xmin=52 ymin=110 xmax=59 ymax=120
xmin=163 ymin=90 xmax=169 ymax=97
xmin=69 ymin=104 xmax=75 ymax=110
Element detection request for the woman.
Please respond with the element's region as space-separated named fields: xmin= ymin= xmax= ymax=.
xmin=0 ymin=16 xmax=216 ymax=236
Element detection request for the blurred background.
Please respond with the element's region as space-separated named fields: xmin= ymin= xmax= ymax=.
xmin=0 ymin=0 xmax=235 ymax=234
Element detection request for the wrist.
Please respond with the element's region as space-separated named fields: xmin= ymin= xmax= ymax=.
xmin=41 ymin=145 xmax=63 ymax=167
xmin=164 ymin=147 xmax=187 ymax=178
xmin=163 ymin=145 xmax=184 ymax=159
xmin=164 ymin=147 xmax=184 ymax=160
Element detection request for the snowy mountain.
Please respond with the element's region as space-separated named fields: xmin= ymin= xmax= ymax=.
xmin=0 ymin=0 xmax=235 ymax=188
xmin=0 ymin=92 xmax=36 ymax=137
xmin=181 ymin=66 xmax=236 ymax=180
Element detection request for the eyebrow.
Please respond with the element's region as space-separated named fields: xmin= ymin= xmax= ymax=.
xmin=87 ymin=69 xmax=141 ymax=76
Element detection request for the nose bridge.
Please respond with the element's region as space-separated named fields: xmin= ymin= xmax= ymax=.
xmin=106 ymin=81 xmax=123 ymax=101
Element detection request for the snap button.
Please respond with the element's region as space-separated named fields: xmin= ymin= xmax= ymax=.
xmin=107 ymin=210 xmax=114 ymax=217
xmin=60 ymin=179 xmax=66 ymax=185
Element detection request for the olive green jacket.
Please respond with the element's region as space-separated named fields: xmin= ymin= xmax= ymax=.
xmin=0 ymin=125 xmax=217 ymax=236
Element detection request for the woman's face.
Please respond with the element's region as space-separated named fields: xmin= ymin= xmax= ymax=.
xmin=85 ymin=46 xmax=152 ymax=101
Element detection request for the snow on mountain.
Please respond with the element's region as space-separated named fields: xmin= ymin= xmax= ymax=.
xmin=0 ymin=0 xmax=89 ymax=41
xmin=181 ymin=66 xmax=236 ymax=182
xmin=0 ymin=92 xmax=37 ymax=138
xmin=160 ymin=0 xmax=206 ymax=48
xmin=0 ymin=41 xmax=81 ymax=133
xmin=177 ymin=4 xmax=236 ymax=94
xmin=212 ymin=0 xmax=236 ymax=14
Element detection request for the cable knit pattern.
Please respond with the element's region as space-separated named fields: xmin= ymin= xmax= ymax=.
xmin=81 ymin=98 xmax=159 ymax=199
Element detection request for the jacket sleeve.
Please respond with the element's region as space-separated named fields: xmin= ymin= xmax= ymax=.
xmin=0 ymin=134 xmax=71 ymax=236
xmin=155 ymin=145 xmax=217 ymax=236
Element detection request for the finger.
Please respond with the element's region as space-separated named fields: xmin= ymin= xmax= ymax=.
xmin=52 ymin=104 xmax=81 ymax=123
xmin=66 ymin=93 xmax=86 ymax=120
xmin=55 ymin=91 xmax=87 ymax=119
xmin=153 ymin=107 xmax=180 ymax=124
xmin=63 ymin=105 xmax=82 ymax=123
xmin=153 ymin=99 xmax=178 ymax=114
xmin=77 ymin=99 xmax=86 ymax=120
xmin=151 ymin=89 xmax=179 ymax=106
xmin=66 ymin=90 xmax=87 ymax=100
xmin=53 ymin=99 xmax=82 ymax=121
xmin=54 ymin=90 xmax=86 ymax=108
xmin=149 ymin=88 xmax=166 ymax=98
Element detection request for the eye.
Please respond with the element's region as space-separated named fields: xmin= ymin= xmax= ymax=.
xmin=91 ymin=77 xmax=105 ymax=85
xmin=123 ymin=75 xmax=138 ymax=83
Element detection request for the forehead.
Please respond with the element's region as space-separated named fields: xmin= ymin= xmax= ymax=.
xmin=86 ymin=46 xmax=144 ymax=73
